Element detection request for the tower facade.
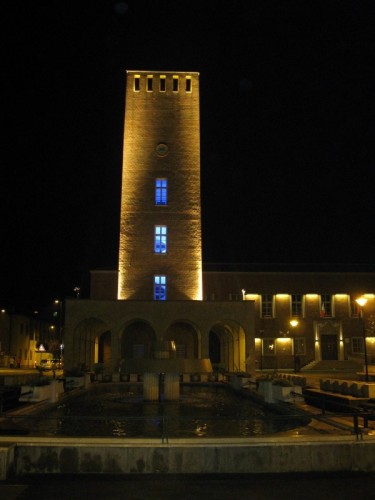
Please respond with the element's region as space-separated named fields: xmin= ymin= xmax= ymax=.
xmin=118 ymin=71 xmax=202 ymax=300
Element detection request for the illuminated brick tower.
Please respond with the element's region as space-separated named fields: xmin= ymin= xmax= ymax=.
xmin=118 ymin=71 xmax=202 ymax=300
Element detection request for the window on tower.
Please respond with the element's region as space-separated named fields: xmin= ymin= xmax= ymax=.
xmin=186 ymin=76 xmax=192 ymax=92
xmin=160 ymin=75 xmax=166 ymax=92
xmin=147 ymin=75 xmax=153 ymax=92
xmin=173 ymin=76 xmax=179 ymax=92
xmin=134 ymin=75 xmax=140 ymax=92
xmin=154 ymin=226 xmax=167 ymax=253
xmin=155 ymin=178 xmax=168 ymax=205
xmin=154 ymin=275 xmax=167 ymax=300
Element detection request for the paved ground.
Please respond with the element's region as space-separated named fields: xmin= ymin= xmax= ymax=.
xmin=2 ymin=472 xmax=375 ymax=500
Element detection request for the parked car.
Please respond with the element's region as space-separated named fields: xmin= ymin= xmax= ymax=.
xmin=36 ymin=359 xmax=63 ymax=371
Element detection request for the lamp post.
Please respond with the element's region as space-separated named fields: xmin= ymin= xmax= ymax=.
xmin=259 ymin=330 xmax=264 ymax=372
xmin=355 ymin=296 xmax=369 ymax=382
xmin=290 ymin=319 xmax=299 ymax=373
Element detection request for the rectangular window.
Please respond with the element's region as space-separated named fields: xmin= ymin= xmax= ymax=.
xmin=352 ymin=337 xmax=364 ymax=354
xmin=173 ymin=75 xmax=179 ymax=92
xmin=350 ymin=297 xmax=361 ymax=317
xmin=261 ymin=294 xmax=274 ymax=318
xmin=154 ymin=275 xmax=167 ymax=300
xmin=154 ymin=225 xmax=167 ymax=253
xmin=186 ymin=76 xmax=192 ymax=92
xmin=291 ymin=294 xmax=303 ymax=317
xmin=133 ymin=344 xmax=145 ymax=358
xmin=134 ymin=75 xmax=140 ymax=92
xmin=263 ymin=338 xmax=275 ymax=355
xmin=176 ymin=344 xmax=186 ymax=358
xmin=276 ymin=338 xmax=292 ymax=356
xmin=294 ymin=337 xmax=306 ymax=356
xmin=229 ymin=293 xmax=240 ymax=301
xmin=160 ymin=75 xmax=166 ymax=92
xmin=320 ymin=294 xmax=332 ymax=317
xmin=155 ymin=178 xmax=167 ymax=205
xmin=147 ymin=75 xmax=153 ymax=92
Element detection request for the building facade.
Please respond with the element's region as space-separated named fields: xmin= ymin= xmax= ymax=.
xmin=203 ymin=267 xmax=375 ymax=371
xmin=0 ymin=309 xmax=57 ymax=368
xmin=63 ymin=70 xmax=375 ymax=377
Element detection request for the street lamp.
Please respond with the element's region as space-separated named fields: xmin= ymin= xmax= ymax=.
xmin=355 ymin=296 xmax=369 ymax=382
xmin=289 ymin=319 xmax=299 ymax=373
xmin=53 ymin=299 xmax=63 ymax=343
xmin=259 ymin=330 xmax=264 ymax=372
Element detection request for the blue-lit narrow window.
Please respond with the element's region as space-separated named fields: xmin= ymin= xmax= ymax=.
xmin=154 ymin=226 xmax=167 ymax=253
xmin=154 ymin=275 xmax=167 ymax=300
xmin=155 ymin=178 xmax=167 ymax=205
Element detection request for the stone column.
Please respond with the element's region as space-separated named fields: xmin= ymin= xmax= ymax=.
xmin=164 ymin=373 xmax=180 ymax=400
xmin=143 ymin=372 xmax=159 ymax=401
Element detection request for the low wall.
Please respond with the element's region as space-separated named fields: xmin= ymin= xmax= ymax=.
xmin=319 ymin=379 xmax=375 ymax=398
xmin=273 ymin=373 xmax=307 ymax=387
xmin=1 ymin=436 xmax=375 ymax=478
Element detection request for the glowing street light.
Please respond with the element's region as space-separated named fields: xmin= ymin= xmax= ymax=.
xmin=355 ymin=296 xmax=369 ymax=382
xmin=289 ymin=319 xmax=299 ymax=373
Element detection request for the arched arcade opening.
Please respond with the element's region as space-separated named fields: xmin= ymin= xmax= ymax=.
xmin=121 ymin=320 xmax=156 ymax=359
xmin=164 ymin=320 xmax=200 ymax=359
xmin=74 ymin=318 xmax=112 ymax=371
xmin=208 ymin=321 xmax=247 ymax=373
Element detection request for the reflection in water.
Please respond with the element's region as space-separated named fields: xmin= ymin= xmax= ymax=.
xmin=20 ymin=384 xmax=308 ymax=438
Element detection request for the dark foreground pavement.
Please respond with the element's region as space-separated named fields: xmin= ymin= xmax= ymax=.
xmin=2 ymin=472 xmax=375 ymax=500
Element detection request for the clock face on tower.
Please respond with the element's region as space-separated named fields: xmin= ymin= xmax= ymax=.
xmin=156 ymin=143 xmax=169 ymax=157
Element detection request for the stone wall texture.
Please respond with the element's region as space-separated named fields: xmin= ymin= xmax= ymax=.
xmin=118 ymin=71 xmax=202 ymax=301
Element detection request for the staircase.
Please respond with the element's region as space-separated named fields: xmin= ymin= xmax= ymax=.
xmin=301 ymin=359 xmax=362 ymax=372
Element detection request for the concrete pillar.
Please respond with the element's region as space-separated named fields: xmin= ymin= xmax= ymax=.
xmin=200 ymin=330 xmax=210 ymax=358
xmin=143 ymin=373 xmax=159 ymax=401
xmin=164 ymin=373 xmax=180 ymax=400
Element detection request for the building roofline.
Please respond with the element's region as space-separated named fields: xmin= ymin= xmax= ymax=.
xmin=203 ymin=262 xmax=375 ymax=273
xmin=126 ymin=70 xmax=200 ymax=76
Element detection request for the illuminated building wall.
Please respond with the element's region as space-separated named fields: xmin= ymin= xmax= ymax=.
xmin=118 ymin=71 xmax=202 ymax=300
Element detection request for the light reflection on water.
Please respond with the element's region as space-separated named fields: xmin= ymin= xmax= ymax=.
xmin=21 ymin=384 xmax=307 ymax=438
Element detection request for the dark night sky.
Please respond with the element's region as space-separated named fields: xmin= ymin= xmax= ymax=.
xmin=2 ymin=0 xmax=375 ymax=309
